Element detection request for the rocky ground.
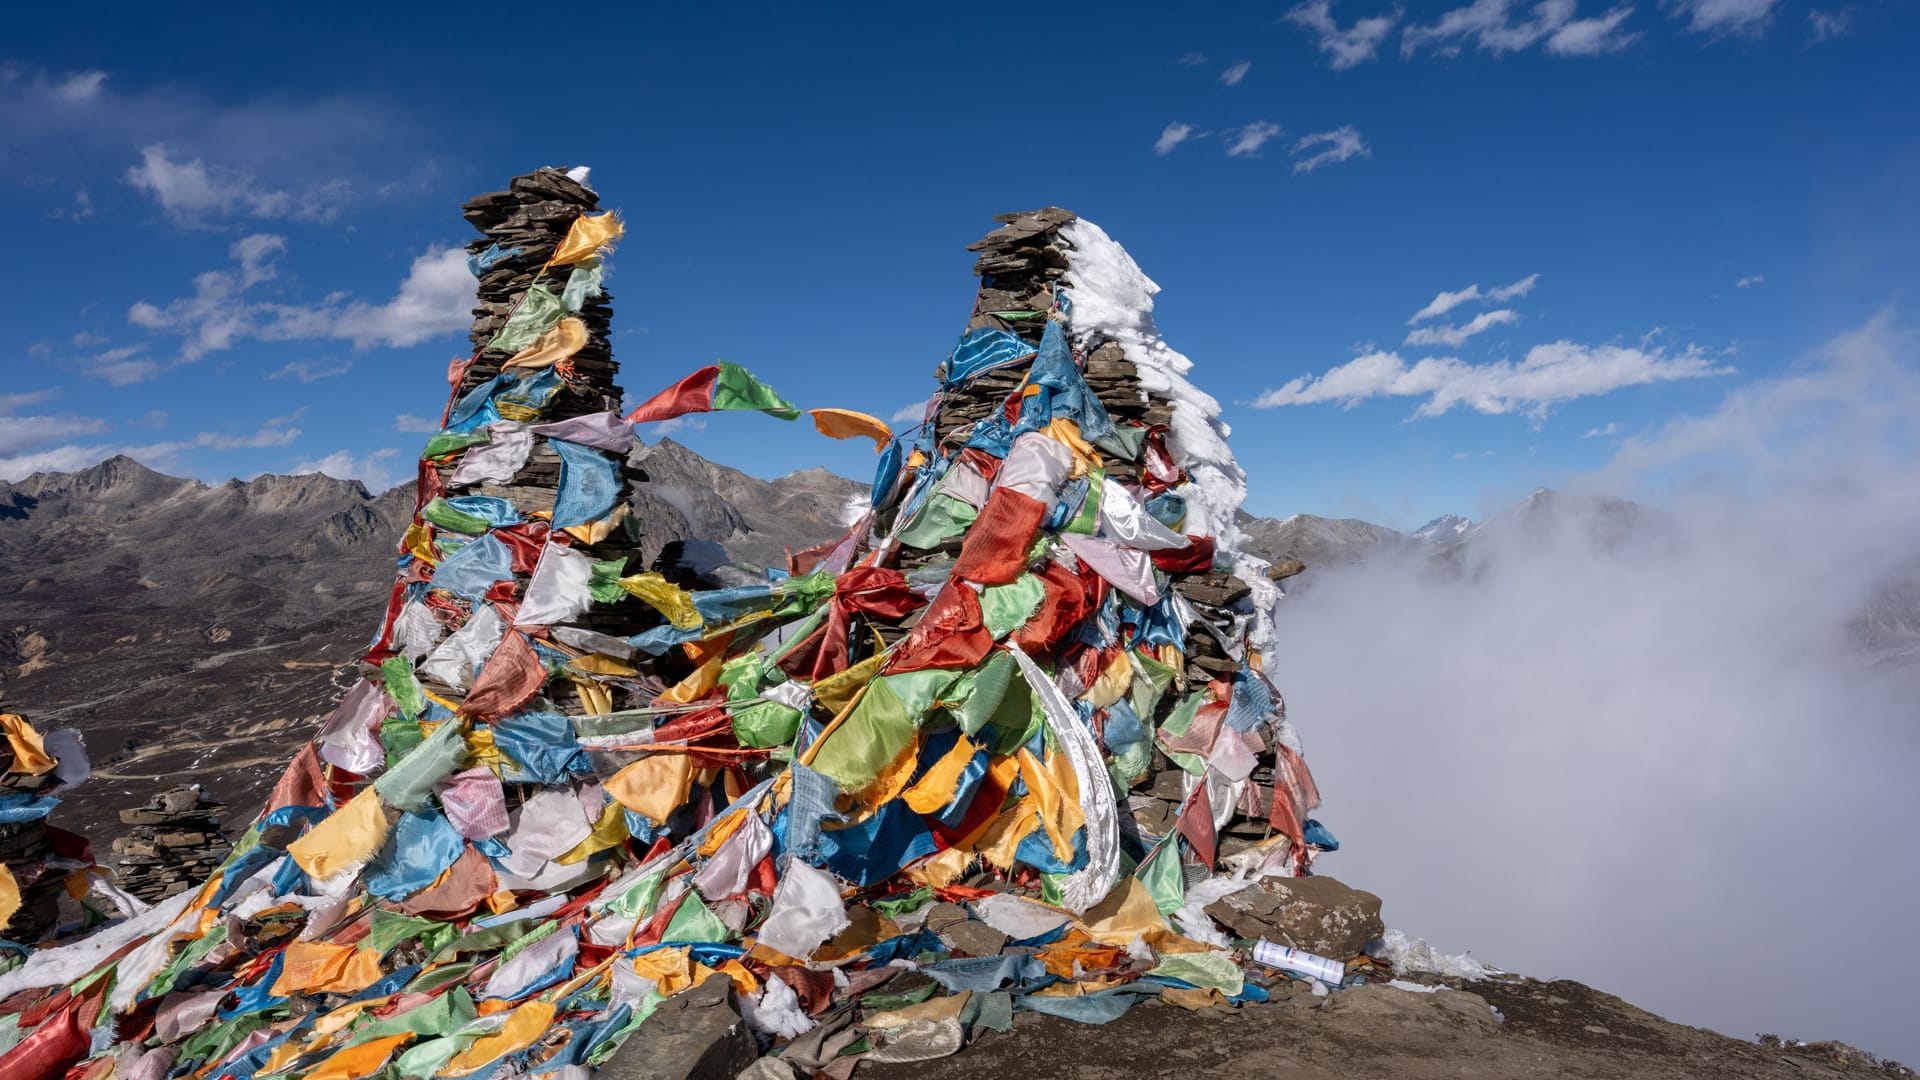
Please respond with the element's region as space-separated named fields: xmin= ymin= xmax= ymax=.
xmin=859 ymin=974 xmax=1912 ymax=1080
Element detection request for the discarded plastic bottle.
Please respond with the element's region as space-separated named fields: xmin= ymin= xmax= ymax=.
xmin=1250 ymin=940 xmax=1346 ymax=986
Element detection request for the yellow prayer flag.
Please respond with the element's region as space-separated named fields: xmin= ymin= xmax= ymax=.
xmin=549 ymin=213 xmax=624 ymax=267
xmin=1 ymin=714 xmax=57 ymax=775
xmin=287 ymin=787 xmax=389 ymax=882
xmin=503 ymin=316 xmax=587 ymax=372
xmin=604 ymin=752 xmax=694 ymax=825
xmin=446 ymin=1001 xmax=556 ymax=1075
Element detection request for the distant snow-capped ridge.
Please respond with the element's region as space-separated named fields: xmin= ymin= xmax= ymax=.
xmin=1413 ymin=513 xmax=1474 ymax=544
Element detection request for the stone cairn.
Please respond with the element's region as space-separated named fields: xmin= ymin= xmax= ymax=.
xmin=925 ymin=208 xmax=1302 ymax=867
xmin=452 ymin=169 xmax=650 ymax=654
xmin=110 ymin=786 xmax=229 ymax=904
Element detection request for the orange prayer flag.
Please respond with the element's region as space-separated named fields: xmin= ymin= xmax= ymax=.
xmin=809 ymin=408 xmax=893 ymax=452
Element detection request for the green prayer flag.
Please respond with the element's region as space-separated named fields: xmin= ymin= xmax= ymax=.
xmin=382 ymin=654 xmax=426 ymax=721
xmin=1135 ymin=840 xmax=1188 ymax=916
xmin=980 ymin=574 xmax=1046 ymax=639
xmin=1146 ymin=951 xmax=1243 ymax=996
xmin=807 ymin=676 xmax=915 ymax=791
xmin=871 ymin=887 xmax=935 ymax=917
xmin=420 ymin=428 xmax=492 ymax=461
xmin=420 ymin=497 xmax=490 ymax=534
xmin=662 ymin=892 xmax=731 ymax=944
xmin=713 ymin=361 xmax=801 ymax=420
xmin=896 ymin=493 xmax=977 ymax=550
xmin=374 ymin=717 xmax=465 ymax=811
xmin=489 ymin=285 xmax=565 ymax=355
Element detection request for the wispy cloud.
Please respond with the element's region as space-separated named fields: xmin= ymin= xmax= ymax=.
xmin=125 ymin=144 xmax=352 ymax=226
xmin=0 ymin=66 xmax=429 ymax=224
xmin=1404 ymin=309 xmax=1520 ymax=347
xmin=267 ymin=359 xmax=354 ymax=383
xmin=0 ymin=391 xmax=110 ymax=458
xmin=1154 ymin=122 xmax=1198 ymax=156
xmin=1177 ymin=51 xmax=1210 ymax=65
xmin=1226 ymin=121 xmax=1283 ymax=158
xmin=1405 ymin=0 xmax=1638 ymax=57
xmin=125 ymin=236 xmax=474 ymax=368
xmin=889 ymin=398 xmax=932 ymax=426
xmin=84 ymin=345 xmax=161 ymax=387
xmin=1290 ymin=125 xmax=1371 ymax=173
xmin=394 ymin=413 xmax=443 ymax=434
xmin=1547 ymin=5 xmax=1640 ymax=53
xmin=292 ymin=447 xmax=404 ymax=491
xmin=1284 ymin=1 xmax=1400 ymax=68
xmin=0 ymin=406 xmax=304 ymax=481
xmin=1807 ymin=7 xmax=1851 ymax=41
xmin=1252 ymin=339 xmax=1735 ymax=419
xmin=1487 ymin=273 xmax=1541 ymax=301
xmin=1410 ymin=273 xmax=1537 ymax=323
xmin=1582 ymin=421 xmax=1621 ymax=438
xmin=1220 ymin=60 xmax=1252 ymax=86
xmin=1668 ymin=0 xmax=1778 ymax=36
xmin=1735 ymin=273 xmax=1764 ymax=289
xmin=1411 ymin=284 xmax=1483 ymax=323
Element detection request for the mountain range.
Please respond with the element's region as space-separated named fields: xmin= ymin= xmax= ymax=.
xmin=4 ymin=452 xmax=1916 ymax=838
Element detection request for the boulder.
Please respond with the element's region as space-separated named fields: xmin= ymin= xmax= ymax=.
xmin=600 ymin=973 xmax=756 ymax=1080
xmin=1204 ymin=874 xmax=1385 ymax=958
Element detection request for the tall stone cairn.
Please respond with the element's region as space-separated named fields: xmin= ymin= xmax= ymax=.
xmin=931 ymin=208 xmax=1252 ymax=689
xmin=429 ymin=170 xmax=651 ymax=701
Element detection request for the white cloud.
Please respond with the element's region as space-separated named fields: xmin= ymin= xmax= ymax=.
xmin=53 ymin=70 xmax=107 ymax=104
xmin=653 ymin=416 xmax=707 ymax=438
xmin=1268 ymin=315 xmax=1920 ymax=1065
xmin=1226 ymin=121 xmax=1283 ymax=158
xmin=1404 ymin=308 xmax=1521 ymax=347
xmin=1452 ymin=451 xmax=1472 ymax=460
xmin=0 ymin=398 xmax=110 ymax=456
xmin=67 ymin=190 xmax=95 ymax=221
xmin=1220 ymin=60 xmax=1252 ymax=86
xmin=1735 ymin=273 xmax=1764 ymax=289
xmin=292 ymin=448 xmax=404 ymax=491
xmin=1487 ymin=272 xmax=1541 ymax=301
xmin=1252 ymin=338 xmax=1735 ymax=419
xmin=1668 ymin=0 xmax=1777 ymax=35
xmin=267 ymin=359 xmax=354 ymax=383
xmin=1545 ymin=5 xmax=1639 ymax=53
xmin=394 ymin=413 xmax=443 ymax=433
xmin=1409 ymin=273 xmax=1537 ymax=323
xmin=1284 ymin=0 xmax=1399 ymax=68
xmin=1404 ymin=0 xmax=1635 ymax=56
xmin=1177 ymin=52 xmax=1210 ymax=65
xmin=0 ymin=401 xmax=302 ymax=481
xmin=125 ymin=144 xmax=352 ymax=226
xmin=126 ymin=237 xmax=473 ymax=361
xmin=330 ymin=247 xmax=475 ymax=349
xmin=1410 ymin=284 xmax=1483 ymax=323
xmin=1807 ymin=7 xmax=1851 ymax=41
xmin=1154 ymin=122 xmax=1197 ymax=156
xmin=80 ymin=344 xmax=162 ymax=387
xmin=1582 ymin=421 xmax=1621 ymax=438
xmin=1290 ymin=125 xmax=1371 ymax=173
xmin=889 ymin=398 xmax=932 ymax=426
xmin=3 ymin=67 xmax=427 ymax=228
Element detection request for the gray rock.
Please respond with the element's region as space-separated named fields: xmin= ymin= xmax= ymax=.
xmin=1203 ymin=875 xmax=1385 ymax=958
xmin=603 ymin=973 xmax=756 ymax=1080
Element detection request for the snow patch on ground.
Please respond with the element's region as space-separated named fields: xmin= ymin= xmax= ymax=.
xmin=1377 ymin=928 xmax=1490 ymax=980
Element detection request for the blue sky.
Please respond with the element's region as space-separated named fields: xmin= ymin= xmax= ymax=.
xmin=4 ymin=0 xmax=1915 ymax=530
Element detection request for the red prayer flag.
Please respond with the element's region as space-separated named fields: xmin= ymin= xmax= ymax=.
xmin=625 ymin=365 xmax=720 ymax=424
